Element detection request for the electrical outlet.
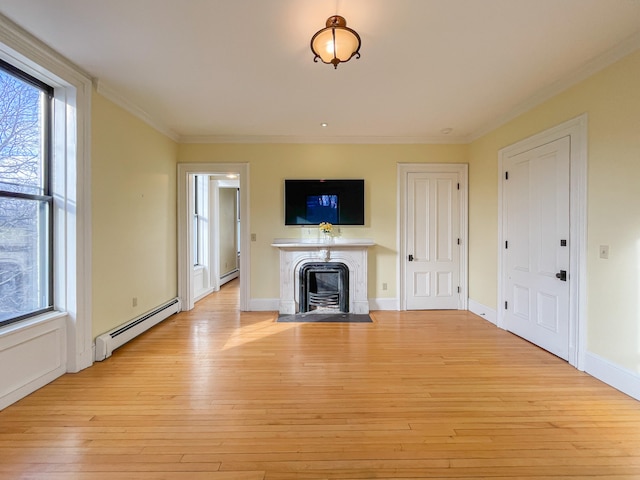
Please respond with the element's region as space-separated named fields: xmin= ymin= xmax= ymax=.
xmin=132 ymin=297 xmax=138 ymax=307
xmin=251 ymin=233 xmax=257 ymax=241
xmin=599 ymin=245 xmax=609 ymax=259
xmin=382 ymin=282 xmax=388 ymax=291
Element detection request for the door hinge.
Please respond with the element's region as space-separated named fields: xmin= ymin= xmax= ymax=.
xmin=505 ymin=171 xmax=509 ymax=180
xmin=505 ymin=240 xmax=508 ymax=249
xmin=457 ymin=183 xmax=460 ymax=190
xmin=457 ymin=286 xmax=460 ymax=293
xmin=505 ymin=301 xmax=508 ymax=310
xmin=561 ymin=239 xmax=567 ymax=246
xmin=457 ymin=238 xmax=460 ymax=245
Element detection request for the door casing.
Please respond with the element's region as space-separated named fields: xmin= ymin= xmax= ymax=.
xmin=497 ymin=114 xmax=587 ymax=369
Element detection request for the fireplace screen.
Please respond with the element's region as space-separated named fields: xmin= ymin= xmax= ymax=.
xmin=299 ymin=262 xmax=349 ymax=313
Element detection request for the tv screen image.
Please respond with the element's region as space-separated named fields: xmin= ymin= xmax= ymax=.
xmin=284 ymin=179 xmax=364 ymax=226
xmin=305 ymin=194 xmax=339 ymax=224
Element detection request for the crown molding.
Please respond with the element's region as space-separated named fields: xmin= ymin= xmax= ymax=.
xmin=470 ymin=30 xmax=640 ymax=141
xmin=95 ymin=29 xmax=640 ymax=147
xmin=95 ymin=81 xmax=180 ymax=142
xmin=27 ymin=6 xmax=636 ymax=148
xmin=0 ymin=13 xmax=91 ymax=87
xmin=178 ymin=134 xmax=471 ymax=145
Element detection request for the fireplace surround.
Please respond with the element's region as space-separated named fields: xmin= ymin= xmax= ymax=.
xmin=271 ymin=238 xmax=374 ymax=315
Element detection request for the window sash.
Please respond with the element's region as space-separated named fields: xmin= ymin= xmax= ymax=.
xmin=0 ymin=194 xmax=53 ymax=325
xmin=0 ymin=61 xmax=53 ymax=327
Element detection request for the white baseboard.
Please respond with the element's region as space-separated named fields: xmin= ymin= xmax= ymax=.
xmin=468 ymin=298 xmax=497 ymax=325
xmin=584 ymin=352 xmax=640 ymax=401
xmin=369 ymin=297 xmax=399 ymax=311
xmin=194 ymin=287 xmax=215 ymax=303
xmin=248 ymin=298 xmax=280 ymax=311
xmin=220 ymin=270 xmax=239 ymax=286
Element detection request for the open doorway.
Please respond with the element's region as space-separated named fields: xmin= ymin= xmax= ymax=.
xmin=177 ymin=163 xmax=250 ymax=312
xmin=191 ymin=174 xmax=240 ymax=303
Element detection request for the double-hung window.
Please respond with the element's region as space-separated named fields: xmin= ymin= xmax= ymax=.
xmin=193 ymin=175 xmax=206 ymax=266
xmin=0 ymin=59 xmax=54 ymax=326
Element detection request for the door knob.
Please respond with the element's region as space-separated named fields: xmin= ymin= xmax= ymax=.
xmin=555 ymin=270 xmax=567 ymax=281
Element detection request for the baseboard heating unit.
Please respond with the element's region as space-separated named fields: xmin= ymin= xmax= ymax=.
xmin=94 ymin=297 xmax=181 ymax=361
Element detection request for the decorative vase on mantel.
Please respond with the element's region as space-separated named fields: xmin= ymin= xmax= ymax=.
xmin=319 ymin=222 xmax=334 ymax=244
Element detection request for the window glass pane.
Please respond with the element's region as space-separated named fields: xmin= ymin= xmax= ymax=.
xmin=0 ymin=197 xmax=50 ymax=322
xmin=0 ymin=70 xmax=46 ymax=195
xmin=193 ymin=215 xmax=199 ymax=265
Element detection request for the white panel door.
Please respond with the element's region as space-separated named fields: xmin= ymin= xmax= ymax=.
xmin=504 ymin=136 xmax=570 ymax=359
xmin=406 ymin=172 xmax=460 ymax=310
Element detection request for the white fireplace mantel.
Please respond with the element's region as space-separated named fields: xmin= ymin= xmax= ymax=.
xmin=271 ymin=238 xmax=374 ymax=315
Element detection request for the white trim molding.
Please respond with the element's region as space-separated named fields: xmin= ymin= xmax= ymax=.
xmin=497 ymin=114 xmax=588 ymax=371
xmin=468 ymin=299 xmax=497 ymax=325
xmin=96 ymin=80 xmax=180 ymax=142
xmin=369 ymin=298 xmax=400 ymax=311
xmin=180 ymin=134 xmax=471 ymax=145
xmin=471 ymin=32 xmax=640 ymax=141
xmin=585 ymin=353 xmax=640 ymax=401
xmin=249 ymin=298 xmax=280 ymax=312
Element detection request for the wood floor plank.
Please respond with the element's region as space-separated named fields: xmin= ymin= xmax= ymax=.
xmin=1 ymin=278 xmax=640 ymax=479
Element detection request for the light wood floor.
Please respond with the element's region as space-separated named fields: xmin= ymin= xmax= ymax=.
xmin=2 ymin=279 xmax=640 ymax=479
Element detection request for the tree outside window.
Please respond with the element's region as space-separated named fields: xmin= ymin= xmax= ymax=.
xmin=0 ymin=60 xmax=53 ymax=326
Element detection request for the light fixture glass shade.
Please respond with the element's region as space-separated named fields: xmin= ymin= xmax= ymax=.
xmin=311 ymin=15 xmax=361 ymax=69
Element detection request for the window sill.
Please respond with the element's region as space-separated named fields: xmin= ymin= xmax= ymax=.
xmin=0 ymin=310 xmax=67 ymax=337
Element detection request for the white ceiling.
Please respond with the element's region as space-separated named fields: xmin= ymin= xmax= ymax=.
xmin=1 ymin=0 xmax=639 ymax=143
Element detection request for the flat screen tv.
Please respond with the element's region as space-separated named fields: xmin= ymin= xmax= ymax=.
xmin=284 ymin=179 xmax=365 ymax=226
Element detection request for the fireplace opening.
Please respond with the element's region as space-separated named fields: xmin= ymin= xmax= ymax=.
xmin=299 ymin=262 xmax=349 ymax=313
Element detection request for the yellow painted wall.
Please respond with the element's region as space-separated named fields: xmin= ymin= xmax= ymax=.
xmin=469 ymin=49 xmax=640 ymax=372
xmin=178 ymin=143 xmax=469 ymax=300
xmin=91 ymin=91 xmax=178 ymax=338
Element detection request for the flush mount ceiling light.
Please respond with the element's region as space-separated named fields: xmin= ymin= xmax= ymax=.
xmin=310 ymin=15 xmax=361 ymax=69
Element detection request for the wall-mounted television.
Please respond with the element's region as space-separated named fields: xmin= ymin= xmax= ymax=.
xmin=284 ymin=179 xmax=365 ymax=226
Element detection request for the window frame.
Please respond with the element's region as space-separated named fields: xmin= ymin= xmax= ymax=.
xmin=0 ymin=14 xmax=94 ymax=380
xmin=193 ymin=174 xmax=207 ymax=267
xmin=0 ymin=58 xmax=55 ymax=327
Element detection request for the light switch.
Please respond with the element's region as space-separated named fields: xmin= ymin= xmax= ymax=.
xmin=599 ymin=245 xmax=609 ymax=259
